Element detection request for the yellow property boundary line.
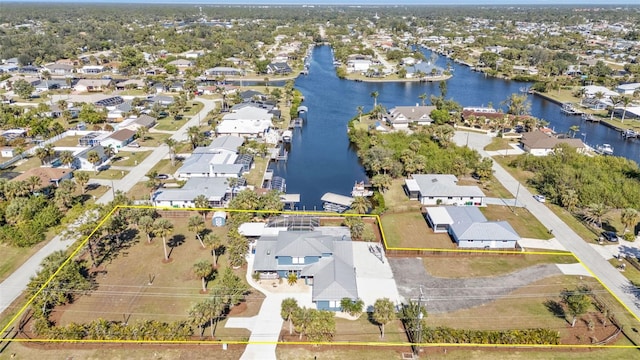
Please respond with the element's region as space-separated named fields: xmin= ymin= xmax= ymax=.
xmin=1 ymin=205 xmax=639 ymax=350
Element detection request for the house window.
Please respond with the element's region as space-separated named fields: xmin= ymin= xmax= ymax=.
xmin=447 ymin=197 xmax=453 ymax=200
xmin=428 ymin=197 xmax=434 ymax=199
xmin=329 ymin=300 xmax=339 ymax=308
xmin=468 ymin=240 xmax=474 ymax=242
xmin=292 ymin=257 xmax=304 ymax=264
xmin=470 ymin=197 xmax=474 ymax=200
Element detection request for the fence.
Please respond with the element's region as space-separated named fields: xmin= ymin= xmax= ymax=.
xmin=385 ymin=247 xmax=525 ymax=258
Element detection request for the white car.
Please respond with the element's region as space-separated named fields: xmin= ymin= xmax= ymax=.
xmin=533 ymin=195 xmax=546 ymax=203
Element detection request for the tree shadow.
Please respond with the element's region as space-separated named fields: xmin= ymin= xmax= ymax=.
xmin=167 ymin=234 xmax=186 ymax=258
xmin=544 ymin=299 xmax=566 ymax=320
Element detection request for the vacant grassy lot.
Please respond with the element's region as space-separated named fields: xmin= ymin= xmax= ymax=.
xmin=244 ymin=156 xmax=269 ymax=188
xmin=155 ymin=116 xmax=188 ymax=131
xmin=110 ymin=151 xmax=152 ymax=167
xmin=53 ymin=135 xmax=83 ymax=147
xmin=138 ymin=133 xmax=171 ymax=147
xmin=480 ymin=205 xmax=552 ymax=240
xmin=423 ymin=254 xmax=576 ymax=278
xmin=125 ymin=181 xmax=152 ymax=201
xmin=382 ymin=179 xmax=422 ymax=213
xmin=75 ymin=168 xmax=127 ymax=180
xmin=484 ymin=137 xmax=516 ymax=151
xmin=49 ymin=213 xmax=263 ymax=341
xmin=380 ymin=211 xmax=454 ymax=249
xmin=331 ymin=316 xmax=407 ymax=343
xmin=427 ymin=275 xmax=617 ymax=344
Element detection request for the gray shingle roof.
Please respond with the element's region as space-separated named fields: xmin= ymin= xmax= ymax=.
xmin=412 ymin=174 xmax=485 ymax=198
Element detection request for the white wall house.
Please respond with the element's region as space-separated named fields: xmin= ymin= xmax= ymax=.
xmin=405 ymin=174 xmax=485 ymax=206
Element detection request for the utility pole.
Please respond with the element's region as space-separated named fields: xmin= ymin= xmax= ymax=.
xmin=414 ymin=286 xmax=424 ymax=356
xmin=514 ymin=182 xmax=521 ymax=211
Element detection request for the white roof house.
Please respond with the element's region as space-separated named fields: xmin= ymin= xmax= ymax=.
xmin=385 ymin=105 xmax=437 ymax=129
xmin=616 ymin=83 xmax=640 ymax=95
xmin=582 ymin=85 xmax=619 ymax=99
xmin=216 ymin=107 xmax=274 ymax=139
xmin=346 ymin=59 xmax=372 ymax=73
xmin=405 ymin=174 xmax=485 ymax=206
xmin=152 ymin=177 xmax=230 ymax=208
xmin=176 ymin=135 xmax=248 ymax=179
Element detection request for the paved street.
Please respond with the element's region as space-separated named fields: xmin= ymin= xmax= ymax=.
xmin=454 ymin=131 xmax=640 ymax=319
xmin=0 ymin=98 xmax=218 ymax=315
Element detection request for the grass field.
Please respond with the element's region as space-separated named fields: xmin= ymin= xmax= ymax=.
xmin=49 ymin=213 xmax=262 ymax=341
xmin=137 ymin=133 xmax=171 ymax=147
xmin=75 ymin=168 xmax=127 ymax=180
xmin=125 ymin=181 xmax=152 ymax=201
xmin=0 ymin=243 xmax=46 ymax=282
xmin=110 ymin=151 xmax=152 ymax=167
xmin=608 ymin=258 xmax=640 ymax=288
xmin=382 ymin=179 xmax=422 ymax=213
xmin=380 ymin=211 xmax=454 ymax=249
xmin=423 ymin=254 xmax=576 ymax=278
xmin=244 ymin=156 xmax=269 ymax=188
xmin=484 ymin=137 xmax=517 ymax=151
xmin=480 ymin=205 xmax=552 ymax=240
xmin=53 ymin=135 xmax=83 ymax=147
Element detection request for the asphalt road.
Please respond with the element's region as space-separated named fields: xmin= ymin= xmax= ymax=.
xmin=0 ymin=98 xmax=219 ymax=315
xmin=454 ymin=131 xmax=640 ymax=320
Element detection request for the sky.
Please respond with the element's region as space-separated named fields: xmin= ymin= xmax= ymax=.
xmin=1 ymin=0 xmax=637 ymax=5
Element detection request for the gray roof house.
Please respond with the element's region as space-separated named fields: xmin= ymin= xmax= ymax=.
xmin=152 ymin=177 xmax=230 ymax=208
xmin=384 ymin=105 xmax=436 ymax=129
xmin=253 ymin=230 xmax=358 ymax=311
xmin=405 ymin=174 xmax=485 ymax=206
xmin=426 ymin=206 xmax=519 ymax=249
xmin=176 ymin=135 xmax=249 ymax=179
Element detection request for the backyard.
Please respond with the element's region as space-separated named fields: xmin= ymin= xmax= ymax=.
xmin=380 ymin=211 xmax=454 ymax=249
xmin=25 ymin=211 xmax=263 ymax=342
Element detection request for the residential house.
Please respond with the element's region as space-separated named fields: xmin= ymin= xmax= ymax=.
xmin=520 ymin=130 xmax=586 ymax=156
xmin=12 ymin=167 xmax=73 ymax=190
xmin=100 ymin=129 xmax=136 ymax=151
xmin=405 ymin=174 xmax=485 ymax=206
xmin=616 ymin=83 xmax=640 ymax=95
xmin=115 ymin=79 xmax=145 ymax=90
xmin=426 ymin=206 xmax=519 ymax=249
xmin=204 ymin=67 xmax=244 ymax=77
xmin=582 ymin=85 xmax=619 ymax=99
xmin=80 ymin=65 xmax=106 ymax=74
xmin=75 ymin=79 xmax=112 ymax=92
xmin=384 ymin=105 xmax=436 ymax=129
xmin=73 ymin=145 xmax=107 ymax=171
xmin=1 ymin=147 xmax=16 ymax=157
xmin=253 ymin=229 xmax=358 ymax=311
xmin=118 ymin=114 xmax=157 ymax=132
xmin=176 ymin=135 xmax=250 ymax=179
xmin=181 ymin=50 xmax=205 ymax=59
xmin=266 ymin=62 xmax=292 ymax=75
xmin=216 ymin=105 xmax=274 ymax=138
xmin=0 ymin=64 xmax=19 ymax=73
xmin=168 ymin=59 xmax=194 ymax=68
xmin=152 ymin=177 xmax=230 ymax=208
xmin=346 ymin=59 xmax=372 ymax=73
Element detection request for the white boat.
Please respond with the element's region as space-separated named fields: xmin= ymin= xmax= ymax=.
xmin=351 ymin=181 xmax=373 ymax=197
xmin=281 ymin=130 xmax=292 ymax=143
xmin=595 ymin=144 xmax=614 ymax=156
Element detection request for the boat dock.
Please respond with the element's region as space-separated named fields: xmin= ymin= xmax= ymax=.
xmin=269 ymin=145 xmax=288 ymax=161
xmin=582 ymin=113 xmax=599 ymax=122
xmin=561 ymin=103 xmax=584 ymax=116
xmin=321 ymin=192 xmax=354 ymax=213
xmin=622 ymin=129 xmax=639 ymax=140
xmin=289 ymin=117 xmax=303 ymax=129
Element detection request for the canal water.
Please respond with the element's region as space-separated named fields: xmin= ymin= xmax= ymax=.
xmin=274 ymin=45 xmax=640 ymax=209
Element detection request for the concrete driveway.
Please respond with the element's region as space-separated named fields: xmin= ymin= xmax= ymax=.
xmin=352 ymin=242 xmax=403 ymax=310
xmin=454 ymin=131 xmax=640 ymax=319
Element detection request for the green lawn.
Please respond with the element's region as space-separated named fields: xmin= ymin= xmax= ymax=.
xmin=75 ymin=169 xmax=127 ymax=180
xmin=0 ymin=244 xmax=45 ymax=282
xmin=244 ymin=156 xmax=269 ymax=188
xmin=110 ymin=151 xmax=152 ymax=167
xmin=138 ymin=133 xmax=171 ymax=147
xmin=155 ymin=116 xmax=188 ymax=131
xmin=53 ymin=135 xmax=83 ymax=147
xmin=423 ymin=254 xmax=575 ymax=278
xmin=480 ymin=205 xmax=553 ymax=240
xmin=608 ymin=258 xmax=640 ymax=288
xmin=380 ymin=211 xmax=454 ymax=249
xmin=484 ymin=137 xmax=516 ymax=151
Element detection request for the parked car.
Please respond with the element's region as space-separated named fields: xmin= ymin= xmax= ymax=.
xmin=128 ymin=142 xmax=140 ymax=148
xmin=602 ymin=231 xmax=619 ymax=242
xmin=533 ymin=194 xmax=546 ymax=203
xmin=155 ymin=173 xmax=169 ymax=180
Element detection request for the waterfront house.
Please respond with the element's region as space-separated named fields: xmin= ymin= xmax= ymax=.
xmin=176 ymin=135 xmax=249 ymax=179
xmin=616 ymin=83 xmax=640 ymax=95
xmin=152 ymin=177 xmax=230 ymax=208
xmin=346 ymin=59 xmax=372 ymax=73
xmin=384 ymin=105 xmax=436 ymax=129
xmin=405 ymin=174 xmax=485 ymax=206
xmin=266 ymin=62 xmax=292 ymax=75
xmin=204 ymin=67 xmax=244 ymax=77
xmin=520 ymin=130 xmax=586 ymax=156
xmin=426 ymin=206 xmax=519 ymax=249
xmin=253 ymin=229 xmax=358 ymax=311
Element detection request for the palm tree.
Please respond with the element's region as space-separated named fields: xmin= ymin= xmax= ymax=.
xmin=74 ymin=171 xmax=90 ymax=194
xmin=583 ymin=203 xmax=609 ymax=228
xmin=560 ymin=189 xmax=579 ymax=213
xmin=502 ymin=93 xmax=531 ymax=116
xmin=620 ymin=96 xmax=632 ymax=123
xmin=287 ymin=272 xmax=298 ymax=286
xmin=136 ymin=126 xmax=148 ymax=142
xmin=138 ymin=215 xmax=155 ymax=243
xmin=372 ymin=298 xmax=396 ymax=339
xmin=154 ymin=218 xmax=174 ymax=262
xmin=569 ymin=125 xmax=580 ymax=138
xmin=356 ymin=105 xmax=364 ymax=122
xmin=351 ymin=196 xmax=371 ymax=214
xmin=204 ymin=233 xmax=222 ymax=268
xmin=370 ymin=91 xmax=379 ymax=108
xmin=193 ymin=260 xmax=213 ymax=293
xmin=164 ymin=138 xmax=177 ymax=166
xmin=59 ymin=151 xmax=75 ymax=169
xmin=281 ymin=298 xmax=299 ymax=335
xmin=35 ymin=147 xmax=48 ymax=165
xmin=609 ymin=96 xmax=622 ymax=121
xmin=621 ymin=208 xmax=639 ymax=234
xmin=187 ymin=126 xmax=201 ymax=150
xmin=26 ymin=175 xmax=41 ymax=192
xmin=188 ymin=215 xmax=206 ymax=248
xmin=418 ymin=93 xmax=427 ymax=106
xmin=43 ymin=143 xmax=55 ymax=164
xmin=104 ymin=145 xmax=115 ymax=159
xmin=87 ymin=150 xmax=101 ymax=173
xmin=194 ymin=194 xmax=209 ymax=220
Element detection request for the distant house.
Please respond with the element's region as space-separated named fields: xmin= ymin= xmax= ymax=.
xmin=426 ymin=206 xmax=519 ymax=249
xmin=204 ymin=67 xmax=244 ymax=77
xmin=152 ymin=177 xmax=230 ymax=208
xmin=168 ymin=59 xmax=195 ymax=68
xmin=266 ymin=62 xmax=292 ymax=75
xmin=80 ymin=65 xmax=106 ymax=74
xmin=253 ymin=229 xmax=358 ymax=311
xmin=405 ymin=174 xmax=485 ymax=206
xmin=115 ymin=79 xmax=145 ymax=90
xmin=119 ymin=114 xmax=157 ymax=132
xmin=12 ymin=167 xmax=73 ymax=189
xmin=100 ymin=129 xmax=136 ymax=151
xmin=176 ymin=135 xmax=249 ymax=179
xmin=520 ymin=130 xmax=586 ymax=156
xmin=1 ymin=147 xmax=16 ymax=157
xmin=44 ymin=63 xmax=75 ymax=76
xmin=346 ymin=59 xmax=372 ymax=73
xmin=616 ymin=83 xmax=640 ymax=95
xmin=75 ymin=79 xmax=112 ymax=92
xmin=384 ymin=105 xmax=436 ymax=129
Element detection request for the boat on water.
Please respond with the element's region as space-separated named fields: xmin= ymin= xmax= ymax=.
xmin=622 ymin=129 xmax=638 ymax=140
xmin=351 ymin=181 xmax=373 ymax=197
xmin=595 ymin=144 xmax=614 ymax=156
xmin=560 ymin=103 xmax=582 ymax=116
xmin=281 ymin=130 xmax=292 ymax=143
xmin=581 ymin=113 xmax=599 ymax=122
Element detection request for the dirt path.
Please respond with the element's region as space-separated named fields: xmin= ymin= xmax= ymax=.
xmin=389 ymin=258 xmax=561 ymax=314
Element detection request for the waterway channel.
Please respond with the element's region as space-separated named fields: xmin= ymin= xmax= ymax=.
xmin=273 ymin=45 xmax=640 ymax=209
